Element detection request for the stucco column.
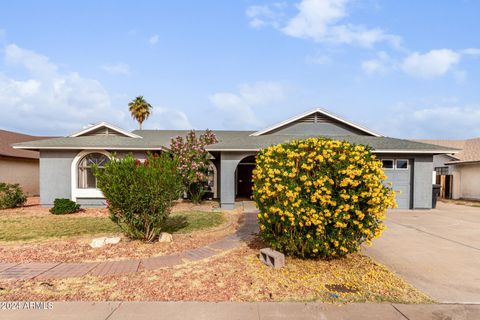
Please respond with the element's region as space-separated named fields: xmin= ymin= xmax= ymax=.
xmin=413 ymin=155 xmax=434 ymax=209
xmin=220 ymin=151 xmax=256 ymax=210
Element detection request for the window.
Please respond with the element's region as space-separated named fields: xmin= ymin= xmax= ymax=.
xmin=78 ymin=153 xmax=109 ymax=188
xmin=396 ymin=159 xmax=409 ymax=170
xmin=381 ymin=159 xmax=394 ymax=169
xmin=435 ymin=167 xmax=449 ymax=175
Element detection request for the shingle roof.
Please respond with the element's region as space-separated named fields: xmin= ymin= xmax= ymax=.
xmin=204 ymin=134 xmax=459 ymax=153
xmin=0 ymin=129 xmax=49 ymax=160
xmin=13 ymin=129 xmax=458 ymax=154
xmin=416 ymin=138 xmax=480 ymax=163
xmin=12 ymin=130 xmax=253 ymax=151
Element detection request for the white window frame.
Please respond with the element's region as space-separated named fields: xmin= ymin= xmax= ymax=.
xmin=395 ymin=159 xmax=409 ymax=170
xmin=381 ymin=159 xmax=395 ymax=170
xmin=71 ymin=150 xmax=111 ymax=201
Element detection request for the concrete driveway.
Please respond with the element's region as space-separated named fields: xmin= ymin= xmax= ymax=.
xmin=364 ymin=201 xmax=480 ymax=303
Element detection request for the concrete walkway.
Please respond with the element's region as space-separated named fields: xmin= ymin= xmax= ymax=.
xmin=1 ymin=302 xmax=479 ymax=320
xmin=364 ymin=202 xmax=480 ymax=304
xmin=0 ymin=212 xmax=259 ymax=280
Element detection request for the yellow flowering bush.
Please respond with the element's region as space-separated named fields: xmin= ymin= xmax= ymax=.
xmin=252 ymin=138 xmax=396 ymax=259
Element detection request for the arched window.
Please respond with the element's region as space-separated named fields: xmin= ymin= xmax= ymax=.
xmin=78 ymin=153 xmax=109 ymax=188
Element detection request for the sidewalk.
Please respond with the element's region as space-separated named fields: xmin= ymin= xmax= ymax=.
xmin=1 ymin=302 xmax=479 ymax=320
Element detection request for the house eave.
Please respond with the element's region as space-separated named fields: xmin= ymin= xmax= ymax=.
xmin=373 ymin=149 xmax=459 ymax=154
xmin=12 ymin=146 xmax=165 ymax=151
xmin=69 ymin=122 xmax=142 ymax=139
xmin=205 ymin=148 xmax=458 ymax=154
xmin=445 ymin=160 xmax=480 ymax=165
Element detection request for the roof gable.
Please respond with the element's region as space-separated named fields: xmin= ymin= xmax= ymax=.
xmin=69 ymin=122 xmax=141 ymax=138
xmin=250 ymin=108 xmax=381 ymax=137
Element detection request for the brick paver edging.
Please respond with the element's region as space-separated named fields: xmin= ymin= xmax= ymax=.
xmin=0 ymin=212 xmax=259 ymax=280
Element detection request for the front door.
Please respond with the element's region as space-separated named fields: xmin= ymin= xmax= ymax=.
xmin=237 ymin=164 xmax=255 ymax=198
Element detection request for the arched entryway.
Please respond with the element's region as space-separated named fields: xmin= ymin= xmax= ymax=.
xmin=236 ymin=155 xmax=256 ymax=200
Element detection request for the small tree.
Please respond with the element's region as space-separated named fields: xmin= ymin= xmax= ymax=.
xmin=252 ymin=138 xmax=396 ymax=259
xmin=128 ymin=96 xmax=152 ymax=130
xmin=94 ymin=153 xmax=182 ymax=241
xmin=170 ymin=130 xmax=218 ymax=203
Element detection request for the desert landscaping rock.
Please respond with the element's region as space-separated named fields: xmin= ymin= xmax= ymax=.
xmin=89 ymin=236 xmax=121 ymax=248
xmin=158 ymin=232 xmax=173 ymax=243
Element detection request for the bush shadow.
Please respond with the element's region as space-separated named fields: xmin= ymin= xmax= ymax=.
xmin=163 ymin=215 xmax=189 ymax=233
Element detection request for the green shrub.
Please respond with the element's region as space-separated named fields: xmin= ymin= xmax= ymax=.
xmin=49 ymin=198 xmax=81 ymax=215
xmin=94 ymin=153 xmax=183 ymax=242
xmin=252 ymin=138 xmax=396 ymax=259
xmin=0 ymin=182 xmax=27 ymax=209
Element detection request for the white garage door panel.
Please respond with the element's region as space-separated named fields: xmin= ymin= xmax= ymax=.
xmin=384 ymin=169 xmax=411 ymax=209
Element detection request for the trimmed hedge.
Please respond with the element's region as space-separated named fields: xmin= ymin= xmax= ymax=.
xmin=50 ymin=198 xmax=81 ymax=215
xmin=252 ymin=138 xmax=396 ymax=259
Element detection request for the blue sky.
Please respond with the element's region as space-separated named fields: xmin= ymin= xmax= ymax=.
xmin=0 ymin=0 xmax=479 ymax=139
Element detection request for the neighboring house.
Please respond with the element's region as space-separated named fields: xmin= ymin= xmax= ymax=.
xmin=0 ymin=129 xmax=48 ymax=195
xmin=13 ymin=108 xmax=457 ymax=209
xmin=416 ymin=138 xmax=480 ymax=201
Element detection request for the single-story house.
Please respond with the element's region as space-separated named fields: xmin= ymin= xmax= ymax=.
xmin=416 ymin=138 xmax=480 ymax=201
xmin=13 ymin=108 xmax=457 ymax=209
xmin=0 ymin=129 xmax=48 ymax=195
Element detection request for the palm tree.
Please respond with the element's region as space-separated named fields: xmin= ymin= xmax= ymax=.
xmin=128 ymin=96 xmax=153 ymax=130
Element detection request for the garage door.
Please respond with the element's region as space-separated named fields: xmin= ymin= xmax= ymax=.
xmin=381 ymin=159 xmax=411 ymax=209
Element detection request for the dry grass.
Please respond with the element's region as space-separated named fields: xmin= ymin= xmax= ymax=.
xmin=0 ymin=239 xmax=432 ymax=304
xmin=0 ymin=214 xmax=120 ymax=242
xmin=0 ymin=210 xmax=225 ymax=243
xmin=0 ymin=207 xmax=232 ymax=263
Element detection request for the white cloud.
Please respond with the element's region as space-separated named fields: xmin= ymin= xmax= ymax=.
xmin=5 ymin=44 xmax=58 ymax=77
xmin=362 ymin=48 xmax=480 ymax=79
xmin=246 ymin=3 xmax=286 ymax=28
xmin=0 ymin=44 xmax=119 ymax=134
xmin=306 ymin=53 xmax=331 ymax=65
xmin=149 ymin=34 xmax=159 ymax=45
xmin=401 ymin=49 xmax=460 ymax=79
xmin=209 ymin=81 xmax=288 ymax=129
xmin=247 ymin=0 xmax=401 ymax=48
xmin=461 ymin=48 xmax=480 ymax=56
xmin=0 ymin=44 xmax=191 ymax=135
xmin=376 ymin=103 xmax=480 ymax=139
xmin=146 ymin=107 xmax=192 ymax=130
xmin=361 ymin=51 xmax=391 ymax=75
xmin=101 ymin=63 xmax=130 ymax=75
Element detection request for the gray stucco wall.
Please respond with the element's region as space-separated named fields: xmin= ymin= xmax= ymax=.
xmin=217 ymin=151 xmax=434 ymax=210
xmin=76 ymin=198 xmax=107 ymax=207
xmin=412 ymin=155 xmax=434 ymax=209
xmin=376 ymin=154 xmax=434 ymax=209
xmin=433 ymin=154 xmax=455 ymax=174
xmin=220 ymin=151 xmax=256 ymax=209
xmin=38 ymin=148 xmax=435 ymax=210
xmin=39 ymin=150 xmax=77 ymax=206
xmin=39 ymin=150 xmax=149 ymax=207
